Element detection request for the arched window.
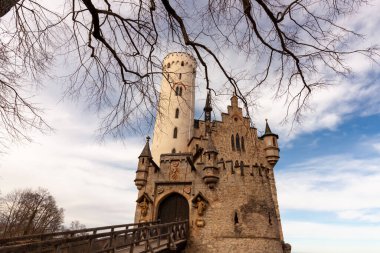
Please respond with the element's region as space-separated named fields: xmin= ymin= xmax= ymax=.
xmin=236 ymin=133 xmax=241 ymax=151
xmin=179 ymin=87 xmax=183 ymax=96
xmin=173 ymin=127 xmax=178 ymax=138
xmin=175 ymin=108 xmax=179 ymax=118
xmin=241 ymin=137 xmax=245 ymax=152
xmin=172 ymin=148 xmax=176 ymax=153
xmin=272 ymin=137 xmax=276 ymax=146
xmin=181 ymin=61 xmax=184 ymax=66
xmin=179 ymin=73 xmax=182 ymax=80
xmin=167 ymin=63 xmax=170 ymax=68
xmin=175 ymin=87 xmax=179 ymax=96
xmin=231 ymin=135 xmax=235 ymax=151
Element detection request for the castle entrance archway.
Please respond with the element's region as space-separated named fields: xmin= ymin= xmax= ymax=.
xmin=157 ymin=193 xmax=189 ymax=224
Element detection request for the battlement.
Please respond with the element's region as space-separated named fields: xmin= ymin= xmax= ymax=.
xmin=163 ymin=52 xmax=197 ymax=70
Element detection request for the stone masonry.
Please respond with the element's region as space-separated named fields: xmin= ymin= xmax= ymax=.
xmin=133 ymin=52 xmax=291 ymax=253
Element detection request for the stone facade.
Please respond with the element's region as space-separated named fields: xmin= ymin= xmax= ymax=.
xmin=133 ymin=52 xmax=291 ymax=253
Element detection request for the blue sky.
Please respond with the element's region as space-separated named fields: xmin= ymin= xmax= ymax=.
xmin=1 ymin=1 xmax=380 ymax=253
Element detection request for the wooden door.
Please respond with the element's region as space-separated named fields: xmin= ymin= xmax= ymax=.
xmin=157 ymin=193 xmax=189 ymax=223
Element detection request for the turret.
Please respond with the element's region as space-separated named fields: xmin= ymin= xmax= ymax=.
xmin=134 ymin=137 xmax=151 ymax=190
xmin=203 ymin=134 xmax=219 ymax=189
xmin=202 ymin=92 xmax=219 ymax=189
xmin=262 ymin=119 xmax=280 ymax=166
xmin=151 ymin=52 xmax=197 ymax=163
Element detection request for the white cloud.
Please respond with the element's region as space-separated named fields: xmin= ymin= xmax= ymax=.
xmin=277 ymin=154 xmax=380 ymax=214
xmin=284 ymin=221 xmax=380 ymax=253
xmin=0 ymin=85 xmax=143 ymax=227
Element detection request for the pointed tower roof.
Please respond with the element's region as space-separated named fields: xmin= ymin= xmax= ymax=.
xmin=261 ymin=119 xmax=278 ymax=138
xmin=138 ymin=136 xmax=152 ymax=158
xmin=205 ymin=133 xmax=218 ymax=154
xmin=204 ymin=90 xmax=212 ymax=113
xmin=264 ymin=119 xmax=273 ymax=135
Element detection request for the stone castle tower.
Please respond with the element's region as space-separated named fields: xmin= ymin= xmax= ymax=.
xmin=134 ymin=52 xmax=291 ymax=253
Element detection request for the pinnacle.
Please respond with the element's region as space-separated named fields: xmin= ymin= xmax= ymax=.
xmin=139 ymin=136 xmax=152 ymax=158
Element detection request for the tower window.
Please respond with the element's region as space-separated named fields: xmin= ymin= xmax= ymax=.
xmin=236 ymin=133 xmax=241 ymax=151
xmin=241 ymin=137 xmax=245 ymax=152
xmin=181 ymin=61 xmax=184 ymax=66
xmin=175 ymin=86 xmax=183 ymax=96
xmin=272 ymin=137 xmax=276 ymax=146
xmin=173 ymin=127 xmax=178 ymax=138
xmin=179 ymin=73 xmax=182 ymax=80
xmin=231 ymin=135 xmax=235 ymax=151
xmin=175 ymin=108 xmax=179 ymax=118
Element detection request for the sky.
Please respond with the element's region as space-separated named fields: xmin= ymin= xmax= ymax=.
xmin=1 ymin=1 xmax=380 ymax=253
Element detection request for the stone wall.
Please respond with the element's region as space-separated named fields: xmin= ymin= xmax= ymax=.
xmin=133 ymin=95 xmax=288 ymax=252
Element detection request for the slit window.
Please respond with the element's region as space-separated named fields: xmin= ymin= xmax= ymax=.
xmin=179 ymin=87 xmax=183 ymax=96
xmin=236 ymin=134 xmax=241 ymax=151
xmin=175 ymin=108 xmax=179 ymax=118
xmin=234 ymin=211 xmax=239 ymax=224
xmin=231 ymin=135 xmax=235 ymax=151
xmin=167 ymin=63 xmax=170 ymax=68
xmin=173 ymin=127 xmax=178 ymax=139
xmin=181 ymin=61 xmax=184 ymax=66
xmin=175 ymin=87 xmax=179 ymax=96
xmin=179 ymin=73 xmax=182 ymax=80
xmin=241 ymin=137 xmax=245 ymax=152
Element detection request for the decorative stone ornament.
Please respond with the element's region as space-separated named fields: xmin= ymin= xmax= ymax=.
xmin=195 ymin=218 xmax=205 ymax=227
xmin=192 ymin=192 xmax=209 ymax=217
xmin=136 ymin=193 xmax=153 ymax=218
xmin=169 ymin=160 xmax=180 ymax=180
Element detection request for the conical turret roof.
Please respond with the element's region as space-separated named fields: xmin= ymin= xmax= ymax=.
xmin=262 ymin=119 xmax=278 ymax=138
xmin=264 ymin=119 xmax=273 ymax=135
xmin=204 ymin=90 xmax=212 ymax=113
xmin=138 ymin=136 xmax=152 ymax=158
xmin=205 ymin=133 xmax=218 ymax=154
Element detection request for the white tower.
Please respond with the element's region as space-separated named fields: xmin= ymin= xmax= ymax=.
xmin=151 ymin=52 xmax=197 ymax=163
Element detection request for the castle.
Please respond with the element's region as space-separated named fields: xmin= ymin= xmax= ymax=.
xmin=133 ymin=52 xmax=291 ymax=253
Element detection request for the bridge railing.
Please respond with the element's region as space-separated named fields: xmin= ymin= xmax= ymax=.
xmin=0 ymin=220 xmax=188 ymax=253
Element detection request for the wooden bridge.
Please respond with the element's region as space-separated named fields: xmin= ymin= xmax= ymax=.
xmin=0 ymin=220 xmax=188 ymax=253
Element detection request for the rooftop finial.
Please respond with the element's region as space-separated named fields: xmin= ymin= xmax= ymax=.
xmin=139 ymin=136 xmax=152 ymax=158
xmin=204 ymin=91 xmax=212 ymax=134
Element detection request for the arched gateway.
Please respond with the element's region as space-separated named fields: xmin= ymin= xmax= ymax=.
xmin=157 ymin=193 xmax=189 ymax=223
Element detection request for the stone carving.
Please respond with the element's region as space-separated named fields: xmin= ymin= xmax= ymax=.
xmin=183 ymin=186 xmax=191 ymax=195
xmin=195 ymin=218 xmax=205 ymax=227
xmin=194 ymin=197 xmax=207 ymax=216
xmin=139 ymin=198 xmax=149 ymax=217
xmin=157 ymin=186 xmax=164 ymax=194
xmin=136 ymin=193 xmax=153 ymax=218
xmin=169 ymin=161 xmax=180 ymax=180
xmin=192 ymin=192 xmax=209 ymax=217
